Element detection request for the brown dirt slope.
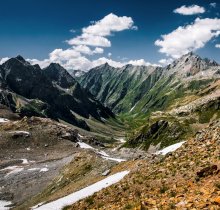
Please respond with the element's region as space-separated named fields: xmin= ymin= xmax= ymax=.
xmin=69 ymin=120 xmax=220 ymax=210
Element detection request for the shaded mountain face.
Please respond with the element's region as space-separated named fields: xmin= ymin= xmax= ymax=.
xmin=80 ymin=53 xmax=220 ymax=115
xmin=43 ymin=63 xmax=77 ymax=88
xmin=0 ymin=56 xmax=114 ymax=130
xmin=79 ymin=63 xmax=163 ymax=113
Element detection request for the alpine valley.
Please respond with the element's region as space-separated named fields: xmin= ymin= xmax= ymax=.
xmin=1 ymin=52 xmax=220 ymax=210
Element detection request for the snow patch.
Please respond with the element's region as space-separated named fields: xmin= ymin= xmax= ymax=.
xmin=32 ymin=171 xmax=130 ymax=210
xmin=9 ymin=131 xmax=30 ymax=135
xmin=77 ymin=141 xmax=126 ymax=162
xmin=115 ymin=137 xmax=126 ymax=143
xmin=155 ymin=141 xmax=186 ymax=155
xmin=97 ymin=151 xmax=109 ymax=157
xmin=0 ymin=200 xmax=12 ymax=210
xmin=78 ymin=134 xmax=84 ymax=138
xmin=77 ymin=142 xmax=94 ymax=149
xmin=28 ymin=168 xmax=40 ymax=171
xmin=0 ymin=118 xmax=9 ymax=123
xmin=31 ymin=202 xmax=45 ymax=209
xmin=129 ymin=103 xmax=137 ymax=112
xmin=21 ymin=159 xmax=29 ymax=164
xmin=102 ymin=156 xmax=126 ymax=163
xmin=101 ymin=117 xmax=107 ymax=122
xmin=1 ymin=166 xmax=24 ymax=176
xmin=8 ymin=131 xmax=30 ymax=137
xmin=40 ymin=168 xmax=49 ymax=172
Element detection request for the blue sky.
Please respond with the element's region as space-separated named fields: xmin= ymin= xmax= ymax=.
xmin=0 ymin=0 xmax=220 ymax=70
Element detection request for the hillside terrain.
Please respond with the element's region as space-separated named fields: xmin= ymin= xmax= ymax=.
xmin=80 ymin=63 xmax=163 ymax=113
xmin=68 ymin=119 xmax=220 ymax=209
xmin=0 ymin=56 xmax=114 ymax=130
xmin=0 ymin=53 xmax=220 ymax=210
xmin=80 ymin=53 xmax=220 ymax=150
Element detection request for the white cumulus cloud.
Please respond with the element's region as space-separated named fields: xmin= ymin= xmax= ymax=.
xmin=93 ymin=47 xmax=104 ymax=54
xmin=72 ymin=45 xmax=103 ymax=55
xmin=155 ymin=18 xmax=220 ymax=59
xmin=174 ymin=5 xmax=205 ymax=15
xmin=49 ymin=48 xmax=81 ymax=62
xmin=128 ymin=59 xmax=159 ymax=67
xmin=68 ymin=34 xmax=111 ymax=47
xmin=216 ymin=44 xmax=220 ymax=48
xmin=159 ymin=58 xmax=173 ymax=65
xmin=82 ymin=13 xmax=136 ymax=36
xmin=67 ymin=13 xmax=136 ymax=48
xmin=23 ymin=14 xmax=148 ymax=71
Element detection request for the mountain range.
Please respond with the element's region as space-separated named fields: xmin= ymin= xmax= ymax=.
xmin=1 ymin=52 xmax=220 ymax=210
xmin=79 ymin=52 xmax=220 ymax=115
xmin=0 ymin=56 xmax=113 ymax=130
xmin=78 ymin=52 xmax=220 ymax=149
xmin=1 ymin=53 xmax=220 ymax=144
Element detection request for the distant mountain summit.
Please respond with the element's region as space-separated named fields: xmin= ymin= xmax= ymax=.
xmin=79 ymin=63 xmax=163 ymax=113
xmin=79 ymin=53 xmax=220 ymax=114
xmin=43 ymin=63 xmax=77 ymax=88
xmin=0 ymin=56 xmax=114 ymax=130
xmin=164 ymin=52 xmax=219 ymax=78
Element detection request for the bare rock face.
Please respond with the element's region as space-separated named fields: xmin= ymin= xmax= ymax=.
xmin=0 ymin=56 xmax=114 ymax=130
xmin=43 ymin=63 xmax=77 ymax=88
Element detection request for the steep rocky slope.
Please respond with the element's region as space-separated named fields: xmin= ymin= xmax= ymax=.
xmin=0 ymin=56 xmax=114 ymax=130
xmin=80 ymin=63 xmax=163 ymax=113
xmin=68 ymin=120 xmax=220 ymax=209
xmin=78 ymin=52 xmax=220 ymax=151
xmin=131 ymin=52 xmax=220 ymax=115
xmin=80 ymin=53 xmax=220 ymax=116
xmin=0 ymin=116 xmax=79 ymax=207
xmin=125 ymin=78 xmax=220 ymax=151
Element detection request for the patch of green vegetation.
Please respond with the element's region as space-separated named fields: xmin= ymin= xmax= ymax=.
xmin=215 ymin=182 xmax=220 ymax=190
xmin=159 ymin=185 xmax=169 ymax=194
xmin=187 ymin=79 xmax=213 ymax=91
xmin=124 ymin=203 xmax=133 ymax=209
xmin=17 ymin=99 xmax=51 ymax=118
xmin=196 ymin=100 xmax=220 ymax=123
xmin=85 ymin=196 xmax=94 ymax=205
xmin=124 ymin=113 xmax=192 ymax=150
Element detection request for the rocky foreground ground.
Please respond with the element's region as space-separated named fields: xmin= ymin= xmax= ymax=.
xmin=0 ymin=113 xmax=142 ymax=209
xmin=68 ymin=120 xmax=220 ymax=210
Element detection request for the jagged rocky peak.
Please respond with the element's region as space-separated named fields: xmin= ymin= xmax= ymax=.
xmin=43 ymin=63 xmax=76 ymax=88
xmin=96 ymin=62 xmax=115 ymax=70
xmin=16 ymin=55 xmax=26 ymax=63
xmin=14 ymin=55 xmax=32 ymax=66
xmin=102 ymin=62 xmax=111 ymax=68
xmin=2 ymin=55 xmax=30 ymax=68
xmin=165 ymin=52 xmax=219 ymax=78
xmin=48 ymin=62 xmax=63 ymax=69
xmin=45 ymin=63 xmax=67 ymax=73
xmin=171 ymin=52 xmax=219 ymax=68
